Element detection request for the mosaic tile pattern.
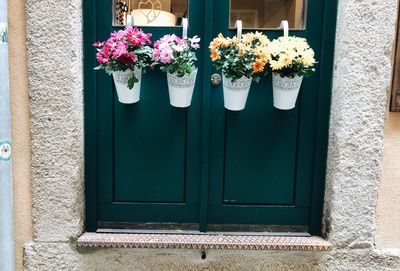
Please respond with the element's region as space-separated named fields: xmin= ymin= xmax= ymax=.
xmin=77 ymin=233 xmax=332 ymax=251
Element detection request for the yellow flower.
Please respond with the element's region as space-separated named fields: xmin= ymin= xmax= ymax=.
xmin=238 ymin=43 xmax=250 ymax=56
xmin=270 ymin=59 xmax=285 ymax=71
xmin=302 ymin=50 xmax=315 ymax=67
xmin=229 ymin=36 xmax=240 ymax=45
xmin=242 ymin=31 xmax=270 ymax=46
xmin=242 ymin=32 xmax=255 ymax=44
xmin=254 ymin=47 xmax=271 ymax=63
xmin=253 ymin=31 xmax=269 ymax=45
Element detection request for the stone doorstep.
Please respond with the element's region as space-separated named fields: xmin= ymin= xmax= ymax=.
xmin=77 ymin=233 xmax=331 ymax=251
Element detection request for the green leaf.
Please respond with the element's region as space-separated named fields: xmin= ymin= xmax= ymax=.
xmin=127 ymin=75 xmax=139 ymax=89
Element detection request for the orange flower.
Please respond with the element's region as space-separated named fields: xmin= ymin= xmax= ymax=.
xmin=209 ymin=40 xmax=220 ymax=50
xmin=211 ymin=50 xmax=221 ymax=61
xmin=220 ymin=40 xmax=229 ymax=48
xmin=252 ymin=59 xmax=266 ymax=73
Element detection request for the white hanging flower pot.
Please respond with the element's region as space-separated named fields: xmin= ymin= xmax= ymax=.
xmin=222 ymin=74 xmax=252 ymax=111
xmin=272 ymin=72 xmax=304 ymax=110
xmin=112 ymin=67 xmax=142 ymax=104
xmin=167 ymin=69 xmax=198 ymax=108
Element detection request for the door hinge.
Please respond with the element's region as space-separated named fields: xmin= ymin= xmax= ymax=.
xmin=0 ymin=23 xmax=8 ymax=43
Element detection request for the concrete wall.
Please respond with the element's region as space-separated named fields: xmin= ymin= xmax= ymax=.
xmin=8 ymin=0 xmax=32 ymax=270
xmin=6 ymin=0 xmax=400 ymax=270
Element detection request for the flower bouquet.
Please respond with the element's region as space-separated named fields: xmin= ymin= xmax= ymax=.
xmin=268 ymin=36 xmax=316 ymax=110
xmin=93 ymin=26 xmax=153 ymax=104
xmin=152 ymin=34 xmax=200 ymax=108
xmin=209 ymin=32 xmax=270 ymax=111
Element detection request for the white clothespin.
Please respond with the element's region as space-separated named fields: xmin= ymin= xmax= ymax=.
xmin=182 ymin=18 xmax=188 ymax=39
xmin=280 ymin=20 xmax=289 ymax=38
xmin=235 ymin=20 xmax=242 ymax=40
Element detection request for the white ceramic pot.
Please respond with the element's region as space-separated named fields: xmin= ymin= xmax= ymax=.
xmin=222 ymin=74 xmax=252 ymax=111
xmin=167 ymin=69 xmax=198 ymax=108
xmin=272 ymin=72 xmax=304 ymax=110
xmin=112 ymin=68 xmax=142 ymax=104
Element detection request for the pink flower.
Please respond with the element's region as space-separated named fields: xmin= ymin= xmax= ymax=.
xmin=96 ymin=49 xmax=110 ymax=64
xmin=110 ymin=41 xmax=128 ymax=59
xmin=93 ymin=26 xmax=152 ymax=71
xmin=161 ymin=34 xmax=177 ymax=43
xmin=92 ymin=41 xmax=104 ymax=47
xmin=159 ymin=48 xmax=174 ymax=64
xmin=110 ymin=30 xmax=126 ymax=40
xmin=152 ymin=34 xmax=200 ymax=67
xmin=174 ymin=36 xmax=183 ymax=45
xmin=125 ymin=26 xmax=152 ymax=47
xmin=152 ymin=48 xmax=161 ymax=62
xmin=154 ymin=40 xmax=162 ymax=49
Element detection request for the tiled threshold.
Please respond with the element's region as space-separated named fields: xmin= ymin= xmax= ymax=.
xmin=77 ymin=232 xmax=331 ymax=251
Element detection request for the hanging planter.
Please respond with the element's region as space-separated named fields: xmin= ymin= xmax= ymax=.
xmin=269 ymin=21 xmax=316 ymax=110
xmin=167 ymin=69 xmax=198 ymax=107
xmin=113 ymin=68 xmax=142 ymax=104
xmin=209 ymin=20 xmax=270 ymax=111
xmin=152 ymin=18 xmax=201 ymax=108
xmin=93 ymin=26 xmax=153 ymax=104
xmin=272 ymin=73 xmax=303 ymax=110
xmin=222 ymin=74 xmax=252 ymax=111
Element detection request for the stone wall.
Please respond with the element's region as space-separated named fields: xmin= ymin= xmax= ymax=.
xmin=23 ymin=0 xmax=400 ymax=270
xmin=25 ymin=0 xmax=84 ymax=242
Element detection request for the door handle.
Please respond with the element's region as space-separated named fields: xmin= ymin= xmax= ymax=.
xmin=211 ymin=74 xmax=222 ymax=86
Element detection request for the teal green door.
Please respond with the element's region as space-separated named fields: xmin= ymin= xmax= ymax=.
xmin=207 ymin=1 xmax=332 ymax=232
xmin=86 ymin=0 xmax=205 ymax=227
xmin=84 ymin=0 xmax=337 ymax=234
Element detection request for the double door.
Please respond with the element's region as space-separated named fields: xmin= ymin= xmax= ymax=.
xmin=84 ymin=0 xmax=336 ymax=234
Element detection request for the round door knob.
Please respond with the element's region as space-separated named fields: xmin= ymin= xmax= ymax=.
xmin=211 ymin=73 xmax=222 ymax=86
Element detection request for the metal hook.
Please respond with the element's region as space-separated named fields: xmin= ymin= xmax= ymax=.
xmin=235 ymin=20 xmax=242 ymax=40
xmin=280 ymin=20 xmax=289 ymax=38
xmin=182 ymin=18 xmax=188 ymax=39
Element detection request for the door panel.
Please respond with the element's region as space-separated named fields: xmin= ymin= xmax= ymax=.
xmin=114 ymin=70 xmax=187 ymax=203
xmin=223 ymin=91 xmax=298 ymax=205
xmin=207 ymin=0 xmax=325 ymax=227
xmin=94 ymin=0 xmax=204 ymax=225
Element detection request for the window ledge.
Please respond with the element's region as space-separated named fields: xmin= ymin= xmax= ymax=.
xmin=77 ymin=233 xmax=331 ymax=251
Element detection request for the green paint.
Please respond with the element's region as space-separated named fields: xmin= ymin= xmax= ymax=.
xmin=84 ymin=0 xmax=338 ymax=234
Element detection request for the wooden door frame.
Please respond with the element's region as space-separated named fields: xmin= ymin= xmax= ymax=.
xmin=390 ymin=8 xmax=400 ymax=112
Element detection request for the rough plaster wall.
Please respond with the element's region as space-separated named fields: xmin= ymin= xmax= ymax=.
xmin=324 ymin=0 xmax=398 ymax=249
xmin=23 ymin=243 xmax=400 ymax=271
xmin=25 ymin=0 xmax=84 ymax=242
xmin=24 ymin=0 xmax=400 ymax=270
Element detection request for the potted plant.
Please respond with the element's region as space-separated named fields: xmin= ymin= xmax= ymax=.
xmin=152 ymin=34 xmax=200 ymax=108
xmin=268 ymin=36 xmax=316 ymax=110
xmin=209 ymin=32 xmax=270 ymax=111
xmin=93 ymin=26 xmax=153 ymax=104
